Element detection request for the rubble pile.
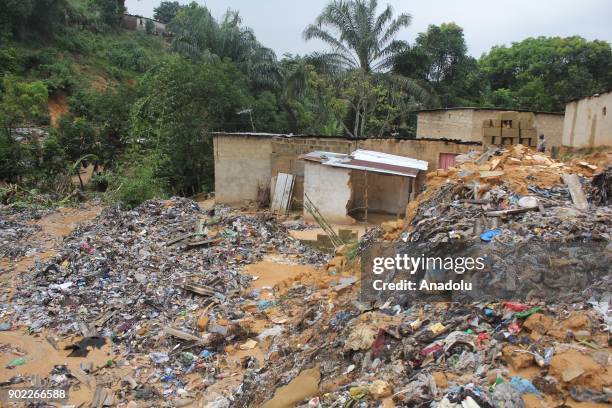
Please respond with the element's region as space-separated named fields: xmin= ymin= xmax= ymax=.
xmin=0 ymin=147 xmax=609 ymax=408
xmin=0 ymin=206 xmax=45 ymax=260
xmin=233 ymin=276 xmax=611 ymax=407
xmin=232 ymin=146 xmax=611 ymax=407
xmin=400 ymin=145 xmax=611 ymax=244
xmin=1 ymin=198 xmax=327 ymax=405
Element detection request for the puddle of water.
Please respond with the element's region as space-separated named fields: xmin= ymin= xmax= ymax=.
xmin=244 ymin=261 xmax=318 ymax=291
xmin=0 ymin=331 xmax=114 ymax=406
xmin=260 ymin=365 xmax=320 ymax=408
xmin=2 ymin=205 xmax=101 ymax=276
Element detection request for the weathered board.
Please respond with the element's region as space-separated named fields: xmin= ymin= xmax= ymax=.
xmin=270 ymin=172 xmax=295 ymax=214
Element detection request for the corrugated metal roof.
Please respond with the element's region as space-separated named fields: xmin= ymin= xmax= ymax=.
xmin=301 ymin=149 xmax=428 ymax=178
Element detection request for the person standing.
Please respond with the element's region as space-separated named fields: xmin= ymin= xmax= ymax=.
xmin=537 ymin=134 xmax=546 ymax=153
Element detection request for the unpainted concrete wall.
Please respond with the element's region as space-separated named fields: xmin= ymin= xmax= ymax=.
xmin=303 ymin=162 xmax=354 ymax=224
xmin=213 ymin=135 xmax=274 ymax=203
xmin=417 ymin=109 xmax=565 ymax=148
xmin=533 ymin=113 xmax=564 ymax=148
xmin=563 ymin=91 xmax=612 ymax=148
xmin=417 ymin=109 xmax=479 ymax=141
xmin=349 ymin=171 xmax=410 ymax=215
xmin=213 ymin=134 xmax=476 ymax=204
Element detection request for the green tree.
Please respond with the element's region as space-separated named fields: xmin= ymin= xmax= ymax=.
xmin=0 ymin=77 xmax=48 ymax=181
xmin=90 ymin=0 xmax=125 ymax=28
xmin=303 ymin=0 xmax=411 ymax=72
xmin=130 ymin=56 xmax=252 ymax=195
xmin=53 ymin=116 xmax=96 ymax=163
xmin=479 ymin=36 xmax=612 ymax=111
xmin=0 ymin=77 xmax=48 ymax=133
xmin=394 ymin=23 xmax=482 ymax=107
xmin=153 ymin=1 xmax=185 ymax=24
xmin=169 ymin=3 xmax=279 ymax=89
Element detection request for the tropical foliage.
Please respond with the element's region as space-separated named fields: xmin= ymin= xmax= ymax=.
xmin=1 ymin=0 xmax=610 ymax=207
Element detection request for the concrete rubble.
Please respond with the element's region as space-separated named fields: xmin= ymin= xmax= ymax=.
xmin=0 ymin=146 xmax=610 ymax=407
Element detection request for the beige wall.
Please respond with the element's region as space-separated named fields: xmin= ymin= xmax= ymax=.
xmin=213 ymin=135 xmax=274 ymax=203
xmin=563 ymin=91 xmax=612 ymax=148
xmin=303 ymin=162 xmax=354 ymax=224
xmin=416 ymin=109 xmax=481 ymax=142
xmin=213 ymin=134 xmax=477 ymax=204
xmin=349 ymin=171 xmax=410 ymax=215
xmin=417 ymin=109 xmax=565 ymax=148
xmin=533 ymin=113 xmax=564 ymax=148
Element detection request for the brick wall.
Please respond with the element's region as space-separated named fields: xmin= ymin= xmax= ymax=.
xmin=213 ymin=133 xmax=477 ymax=204
xmin=417 ymin=109 xmax=565 ymax=148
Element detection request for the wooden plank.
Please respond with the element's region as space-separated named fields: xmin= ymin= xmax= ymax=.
xmin=475 ymin=146 xmax=499 ymax=165
xmin=166 ymin=232 xmax=195 ymax=246
xmin=270 ymin=173 xmax=294 ymax=214
xmin=279 ymin=173 xmax=295 ymax=213
xmin=562 ymin=174 xmax=589 ymax=210
xmin=182 ymin=283 xmax=225 ymax=300
xmin=163 ymin=326 xmax=212 ymax=344
xmin=486 ymin=207 xmax=537 ymax=217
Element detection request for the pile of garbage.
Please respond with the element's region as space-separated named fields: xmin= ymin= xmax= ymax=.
xmin=231 ymin=146 xmax=611 ymax=407
xmin=1 ymin=198 xmax=327 ymax=405
xmin=236 ymin=297 xmax=610 ymax=407
xmin=0 ymin=206 xmax=45 ymax=260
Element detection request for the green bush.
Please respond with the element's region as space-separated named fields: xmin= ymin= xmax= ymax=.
xmin=90 ymin=171 xmax=110 ymax=192
xmin=112 ymin=157 xmax=168 ymax=209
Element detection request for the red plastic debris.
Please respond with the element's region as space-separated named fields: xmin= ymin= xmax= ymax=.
xmin=508 ymin=322 xmax=521 ymax=334
xmin=371 ymin=328 xmax=386 ymax=356
xmin=504 ymin=302 xmax=529 ymax=312
xmin=419 ymin=343 xmax=443 ymax=357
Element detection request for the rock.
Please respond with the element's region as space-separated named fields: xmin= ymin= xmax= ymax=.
xmin=381 ymin=221 xmax=398 ymax=233
xmin=196 ymin=314 xmax=209 ymax=332
xmin=549 ymin=349 xmax=606 ymax=390
xmin=503 ymin=345 xmax=534 ymax=370
xmin=344 ymin=323 xmax=378 ymax=351
xmin=560 ymin=312 xmax=591 ymax=331
xmin=523 ymin=313 xmax=553 ymax=334
xmin=368 ymin=380 xmax=392 ymax=399
xmin=432 ymin=371 xmax=448 ymax=388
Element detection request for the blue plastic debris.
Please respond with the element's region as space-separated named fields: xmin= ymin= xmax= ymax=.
xmin=257 ymin=300 xmax=274 ymax=310
xmin=509 ymin=376 xmax=540 ymax=395
xmin=480 ymin=229 xmax=502 ymax=242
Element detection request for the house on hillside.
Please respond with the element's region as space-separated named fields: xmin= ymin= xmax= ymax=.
xmin=122 ymin=14 xmax=167 ymax=36
xmin=562 ymin=90 xmax=612 ymax=148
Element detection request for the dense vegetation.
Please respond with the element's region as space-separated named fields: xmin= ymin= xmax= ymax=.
xmin=1 ymin=0 xmax=611 ymax=207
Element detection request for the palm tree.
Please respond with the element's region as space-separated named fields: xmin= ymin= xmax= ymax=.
xmin=169 ymin=4 xmax=280 ymax=89
xmin=303 ymin=0 xmax=411 ymax=72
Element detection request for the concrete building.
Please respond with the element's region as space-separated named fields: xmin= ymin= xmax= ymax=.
xmin=212 ymin=132 xmax=479 ymax=207
xmin=301 ymin=150 xmax=427 ymax=223
xmin=122 ymin=14 xmax=167 ymax=35
xmin=416 ymin=107 xmax=564 ymax=148
xmin=562 ymin=90 xmax=612 ymax=148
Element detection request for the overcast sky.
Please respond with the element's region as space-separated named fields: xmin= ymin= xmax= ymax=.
xmin=125 ymin=0 xmax=612 ymax=58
